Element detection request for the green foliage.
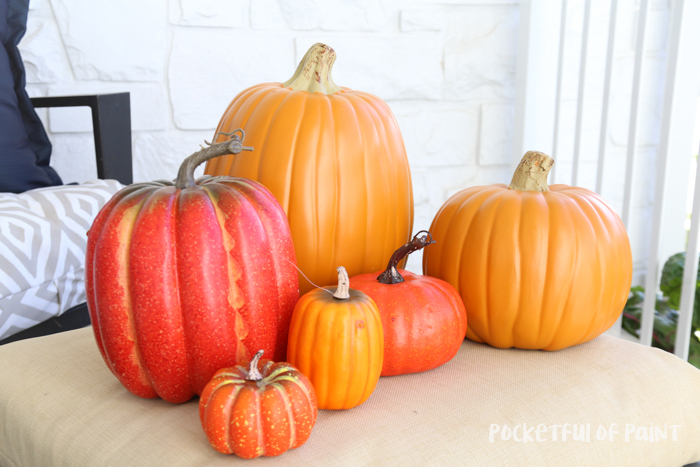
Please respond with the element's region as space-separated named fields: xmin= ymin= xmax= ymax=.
xmin=622 ymin=253 xmax=700 ymax=369
xmin=659 ymin=252 xmax=700 ymax=330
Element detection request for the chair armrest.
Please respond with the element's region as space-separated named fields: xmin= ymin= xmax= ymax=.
xmin=30 ymin=93 xmax=133 ymax=185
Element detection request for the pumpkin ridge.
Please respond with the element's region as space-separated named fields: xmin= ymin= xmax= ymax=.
xmin=257 ymin=89 xmax=302 ymax=192
xmin=568 ymin=193 xmax=609 ymax=345
xmin=562 ymin=191 xmax=611 ymax=348
xmin=173 ymin=187 xmax=197 ymax=396
xmin=271 ymin=382 xmax=296 ymax=450
xmin=202 ymin=185 xmax=248 ymax=361
xmin=423 ymin=186 xmax=478 ymax=276
xmin=364 ymin=299 xmax=383 ymax=404
xmin=506 ymin=191 xmax=525 ymax=348
xmin=461 ymin=188 xmax=508 ymax=344
xmin=541 ymin=193 xmax=582 ymax=350
xmin=439 ymin=186 xmax=500 ymax=289
xmin=281 ymin=94 xmax=311 ymax=216
xmin=513 ymin=191 xmax=548 ymax=348
xmin=309 ymin=96 xmax=326 ymax=286
xmin=521 ymin=191 xmax=550 ymax=347
xmin=222 ymin=385 xmax=242 ymax=454
xmin=312 ymin=296 xmax=333 ymax=404
xmin=342 ymin=94 xmax=372 ymax=275
xmin=86 ymin=186 xmax=143 ymax=367
xmin=226 ymin=179 xmax=298 ymax=361
xmin=129 ymin=187 xmax=192 ymax=401
xmin=566 ymin=192 xmax=627 ymax=345
xmin=536 ymin=192 xmax=566 ymax=348
xmin=484 ymin=190 xmax=521 ymax=348
xmin=254 ymin=382 xmax=265 ymax=456
xmin=246 ymin=88 xmax=290 ymax=178
xmin=115 ymin=195 xmax=156 ymax=393
xmin=351 ymin=93 xmax=405 ymax=269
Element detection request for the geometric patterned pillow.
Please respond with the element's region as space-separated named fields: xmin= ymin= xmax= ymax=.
xmin=0 ymin=179 xmax=124 ymax=340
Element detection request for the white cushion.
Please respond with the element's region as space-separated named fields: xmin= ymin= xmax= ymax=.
xmin=0 ymin=180 xmax=123 ymax=339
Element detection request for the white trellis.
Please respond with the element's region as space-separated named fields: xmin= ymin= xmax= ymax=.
xmin=513 ymin=0 xmax=700 ymax=360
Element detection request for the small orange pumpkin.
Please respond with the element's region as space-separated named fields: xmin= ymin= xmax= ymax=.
xmin=287 ymin=266 xmax=383 ymax=410
xmin=423 ymin=151 xmax=633 ymax=351
xmin=199 ymin=350 xmax=318 ymax=458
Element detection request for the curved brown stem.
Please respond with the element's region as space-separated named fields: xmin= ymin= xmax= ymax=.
xmin=174 ymin=129 xmax=253 ymax=190
xmin=245 ymin=350 xmax=265 ymax=381
xmin=377 ymin=231 xmax=436 ymax=284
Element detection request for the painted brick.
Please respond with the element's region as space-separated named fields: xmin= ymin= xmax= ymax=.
xmin=50 ymin=0 xmax=167 ymax=81
xmin=168 ymin=0 xmax=248 ymax=28
xmin=169 ymin=30 xmax=293 ymax=130
xmin=294 ymin=35 xmax=443 ymax=101
xmin=444 ymin=5 xmax=519 ymax=101
xmin=278 ymin=0 xmax=391 ymax=31
xmin=401 ymin=8 xmax=445 ymax=32
xmin=133 ymin=131 xmax=215 ymax=183
xmin=391 ymin=102 xmax=478 ymax=168
xmin=18 ymin=16 xmax=63 ymax=84
xmin=478 ymin=102 xmax=514 ymax=166
xmin=250 ymin=0 xmax=287 ymax=30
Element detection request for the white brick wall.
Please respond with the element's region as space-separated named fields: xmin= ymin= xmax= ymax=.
xmin=21 ymin=0 xmax=672 ymax=274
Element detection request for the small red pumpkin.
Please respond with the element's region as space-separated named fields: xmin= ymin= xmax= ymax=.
xmin=85 ymin=131 xmax=299 ymax=403
xmin=199 ymin=350 xmax=318 ymax=458
xmin=349 ymin=231 xmax=467 ymax=376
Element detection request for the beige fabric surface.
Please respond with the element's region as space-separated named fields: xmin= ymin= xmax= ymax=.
xmin=1 ymin=327 xmax=699 ymax=467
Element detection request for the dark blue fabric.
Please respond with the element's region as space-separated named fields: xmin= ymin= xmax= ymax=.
xmin=0 ymin=0 xmax=61 ymax=193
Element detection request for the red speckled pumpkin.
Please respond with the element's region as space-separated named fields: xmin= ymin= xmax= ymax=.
xmin=199 ymin=350 xmax=318 ymax=458
xmin=350 ymin=232 xmax=467 ymax=376
xmin=85 ymin=131 xmax=299 ymax=403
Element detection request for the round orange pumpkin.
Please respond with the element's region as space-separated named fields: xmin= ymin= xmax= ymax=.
xmin=204 ymin=43 xmax=414 ymax=295
xmin=199 ymin=350 xmax=318 ymax=458
xmin=287 ymin=266 xmax=383 ymax=410
xmin=422 ymin=151 xmax=633 ymax=351
xmin=349 ymin=231 xmax=467 ymax=376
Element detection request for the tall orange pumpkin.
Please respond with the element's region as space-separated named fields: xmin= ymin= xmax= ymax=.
xmin=423 ymin=151 xmax=633 ymax=351
xmin=204 ymin=43 xmax=413 ymax=294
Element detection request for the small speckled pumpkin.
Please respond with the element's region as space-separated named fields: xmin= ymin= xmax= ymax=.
xmin=199 ymin=350 xmax=318 ymax=458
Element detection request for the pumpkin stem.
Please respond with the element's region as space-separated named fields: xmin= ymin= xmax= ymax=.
xmin=377 ymin=231 xmax=436 ymax=284
xmin=333 ymin=266 xmax=351 ymax=300
xmin=509 ymin=151 xmax=554 ymax=192
xmin=174 ymin=129 xmax=253 ymax=190
xmin=245 ymin=350 xmax=265 ymax=382
xmin=282 ymin=43 xmax=342 ymax=95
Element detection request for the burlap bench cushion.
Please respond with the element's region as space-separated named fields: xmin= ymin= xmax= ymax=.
xmin=1 ymin=326 xmax=699 ymax=466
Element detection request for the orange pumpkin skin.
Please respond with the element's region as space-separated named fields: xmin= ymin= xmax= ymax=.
xmin=350 ymin=269 xmax=466 ymax=376
xmin=423 ymin=171 xmax=633 ymax=351
xmin=199 ymin=355 xmax=317 ymax=458
xmin=287 ymin=269 xmax=384 ymax=410
xmin=204 ymin=44 xmax=413 ymax=295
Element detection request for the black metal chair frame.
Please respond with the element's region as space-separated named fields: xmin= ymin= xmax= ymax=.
xmin=0 ymin=93 xmax=132 ymax=346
